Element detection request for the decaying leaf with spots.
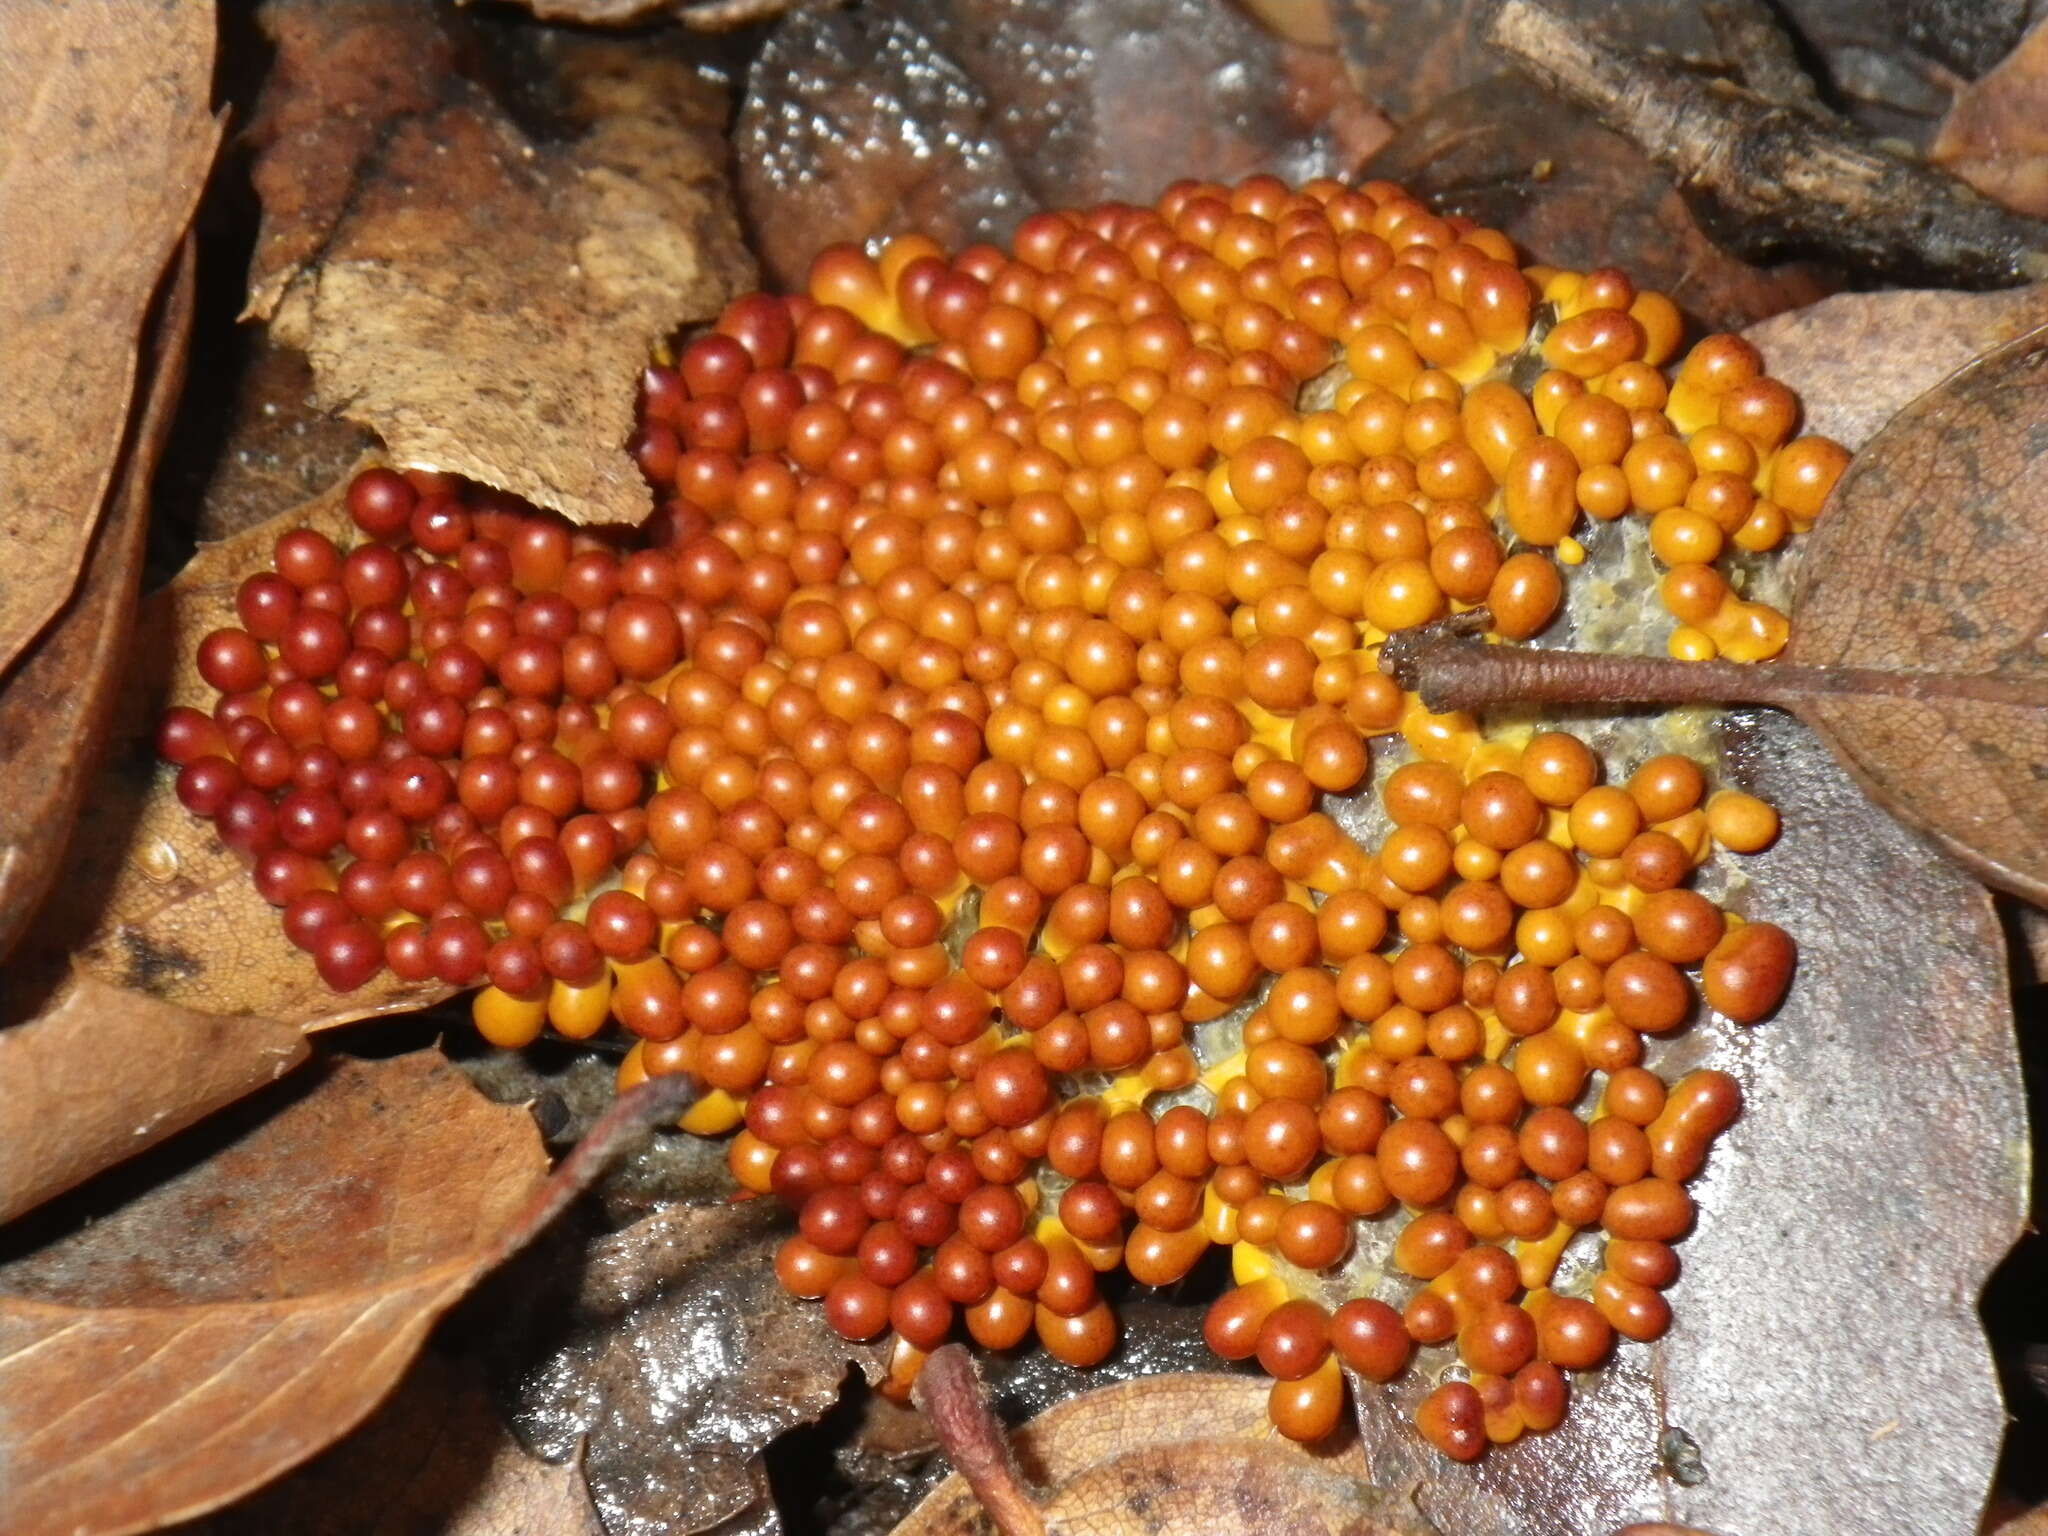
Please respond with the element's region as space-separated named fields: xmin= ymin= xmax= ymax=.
xmin=0 ymin=1055 xmax=687 ymax=1536
xmin=1785 ymin=321 xmax=2048 ymax=901
xmin=244 ymin=0 xmax=751 ymax=526
xmin=896 ymin=1351 xmax=1434 ymax=1536
xmin=511 ymin=1198 xmax=889 ymax=1536
xmin=12 ymin=459 xmax=449 ymax=1030
xmin=0 ymin=0 xmax=220 ymax=681
xmin=0 ymin=235 xmax=198 ymax=962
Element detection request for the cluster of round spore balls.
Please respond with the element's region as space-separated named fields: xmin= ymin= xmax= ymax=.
xmin=160 ymin=174 xmax=1814 ymax=1458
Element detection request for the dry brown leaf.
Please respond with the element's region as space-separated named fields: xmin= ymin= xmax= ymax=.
xmin=1787 ymin=322 xmax=2048 ymax=901
xmin=734 ymin=10 xmax=1032 ymax=290
xmin=0 ymin=1051 xmax=545 ymax=1535
xmin=1933 ymin=19 xmax=2048 ymax=217
xmin=0 ymin=1055 xmax=688 ymax=1536
xmin=10 ymin=459 xmax=450 ymax=1030
xmin=0 ymin=235 xmax=198 ymax=961
xmin=896 ymin=1363 xmax=1434 ymax=1536
xmin=1741 ymin=284 xmax=2048 ymax=449
xmin=172 ymin=1350 xmax=604 ymax=1536
xmin=0 ymin=0 xmax=221 ymax=678
xmin=243 ymin=0 xmax=750 ymax=527
xmin=0 ymin=970 xmax=308 ymax=1226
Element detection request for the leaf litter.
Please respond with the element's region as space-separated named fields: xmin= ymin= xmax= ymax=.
xmin=1933 ymin=18 xmax=2048 ymax=219
xmin=0 ymin=1 xmax=220 ymax=680
xmin=0 ymin=1054 xmax=691 ymax=1536
xmin=0 ymin=235 xmax=200 ymax=962
xmin=169 ymin=1350 xmax=606 ymax=1536
xmin=2 ymin=2 xmax=2041 ymax=1533
xmin=0 ymin=970 xmax=307 ymax=1227
xmin=244 ymin=0 xmax=753 ymax=526
xmin=733 ymin=0 xmax=1391 ymax=288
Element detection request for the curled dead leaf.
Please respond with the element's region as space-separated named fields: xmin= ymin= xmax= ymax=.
xmin=1933 ymin=19 xmax=2048 ymax=218
xmin=897 ymin=1350 xmax=1434 ymax=1536
xmin=0 ymin=0 xmax=220 ymax=679
xmin=0 ymin=1054 xmax=690 ymax=1536
xmin=0 ymin=235 xmax=198 ymax=961
xmin=12 ymin=458 xmax=450 ymax=1030
xmin=0 ymin=970 xmax=308 ymax=1226
xmin=512 ymin=1198 xmax=889 ymax=1536
xmin=245 ymin=0 xmax=751 ymax=526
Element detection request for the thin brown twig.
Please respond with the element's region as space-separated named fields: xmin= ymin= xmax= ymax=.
xmin=1377 ymin=633 xmax=2048 ymax=717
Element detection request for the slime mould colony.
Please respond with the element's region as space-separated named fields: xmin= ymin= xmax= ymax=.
xmin=160 ymin=175 xmax=1817 ymax=1459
